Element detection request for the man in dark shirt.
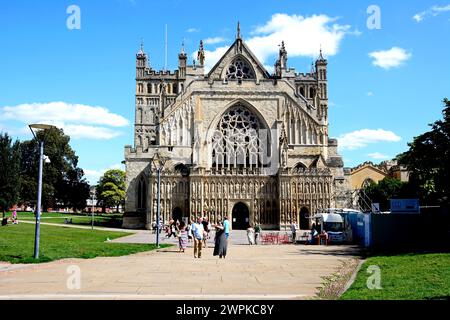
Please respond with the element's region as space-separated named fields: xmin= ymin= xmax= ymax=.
xmin=202 ymin=217 xmax=209 ymax=247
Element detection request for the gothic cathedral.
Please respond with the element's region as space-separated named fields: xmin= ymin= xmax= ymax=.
xmin=123 ymin=25 xmax=350 ymax=230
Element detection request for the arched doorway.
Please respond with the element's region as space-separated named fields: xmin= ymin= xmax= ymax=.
xmin=300 ymin=207 xmax=310 ymax=230
xmin=232 ymin=202 xmax=249 ymax=230
xmin=172 ymin=207 xmax=182 ymax=223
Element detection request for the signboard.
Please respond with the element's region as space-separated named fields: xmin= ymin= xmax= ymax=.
xmin=371 ymin=203 xmax=380 ymax=213
xmin=390 ymin=199 xmax=420 ymax=214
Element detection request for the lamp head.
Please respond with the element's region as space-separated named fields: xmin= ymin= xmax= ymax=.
xmin=151 ymin=149 xmax=169 ymax=169
xmin=29 ymin=124 xmax=54 ymax=130
xmin=28 ymin=123 xmax=56 ymax=139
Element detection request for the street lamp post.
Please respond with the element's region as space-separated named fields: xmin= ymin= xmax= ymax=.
xmin=29 ymin=124 xmax=55 ymax=260
xmin=90 ymin=187 xmax=96 ymax=230
xmin=150 ymin=150 xmax=167 ymax=249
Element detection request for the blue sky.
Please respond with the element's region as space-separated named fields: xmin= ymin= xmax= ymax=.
xmin=1 ymin=0 xmax=449 ymax=184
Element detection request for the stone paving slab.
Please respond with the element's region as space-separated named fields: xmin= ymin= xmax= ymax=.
xmin=0 ymin=242 xmax=361 ymax=300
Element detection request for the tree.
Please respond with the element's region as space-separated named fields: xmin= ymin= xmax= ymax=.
xmin=96 ymin=169 xmax=125 ymax=212
xmin=0 ymin=133 xmax=21 ymax=217
xmin=397 ymin=98 xmax=450 ymax=206
xmin=20 ymin=127 xmax=90 ymax=211
xmin=361 ymin=177 xmax=409 ymax=211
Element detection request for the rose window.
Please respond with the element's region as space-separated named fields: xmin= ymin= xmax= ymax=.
xmin=226 ymin=58 xmax=255 ymax=80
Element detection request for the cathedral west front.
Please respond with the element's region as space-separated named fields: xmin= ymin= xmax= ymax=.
xmin=123 ymin=24 xmax=350 ymax=230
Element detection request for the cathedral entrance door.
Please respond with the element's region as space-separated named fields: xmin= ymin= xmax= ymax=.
xmin=232 ymin=202 xmax=249 ymax=230
xmin=300 ymin=207 xmax=310 ymax=230
xmin=172 ymin=207 xmax=182 ymax=224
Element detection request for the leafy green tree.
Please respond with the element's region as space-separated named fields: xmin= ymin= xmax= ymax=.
xmin=0 ymin=133 xmax=21 ymax=218
xmin=20 ymin=127 xmax=90 ymax=211
xmin=361 ymin=177 xmax=408 ymax=211
xmin=96 ymin=169 xmax=125 ymax=212
xmin=397 ymin=98 xmax=450 ymax=206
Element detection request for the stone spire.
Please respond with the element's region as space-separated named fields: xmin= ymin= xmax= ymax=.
xmin=180 ymin=39 xmax=185 ymax=54
xmin=179 ymin=39 xmax=186 ymax=58
xmin=279 ymin=40 xmax=287 ymax=69
xmin=178 ymin=40 xmax=187 ymax=78
xmin=236 ymin=21 xmax=241 ymax=39
xmin=137 ymin=38 xmax=145 ymax=56
xmin=317 ymin=45 xmax=327 ymax=64
xmin=197 ymin=40 xmax=205 ymax=66
xmin=136 ymin=38 xmax=148 ymax=72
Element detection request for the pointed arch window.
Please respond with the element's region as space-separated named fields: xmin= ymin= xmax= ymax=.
xmin=137 ymin=176 xmax=147 ymax=211
xmin=212 ymin=105 xmax=269 ymax=169
xmin=226 ymin=57 xmax=255 ymax=80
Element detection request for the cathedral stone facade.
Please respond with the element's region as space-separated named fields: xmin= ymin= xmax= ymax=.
xmin=123 ymin=26 xmax=350 ymax=230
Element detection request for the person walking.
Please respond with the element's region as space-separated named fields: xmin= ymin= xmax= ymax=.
xmin=246 ymin=224 xmax=255 ymax=245
xmin=223 ymin=215 xmax=230 ymax=240
xmin=290 ymin=221 xmax=298 ymax=243
xmin=254 ymin=224 xmax=262 ymax=245
xmin=309 ymin=223 xmax=319 ymax=245
xmin=201 ymin=216 xmax=209 ymax=248
xmin=213 ymin=220 xmax=227 ymax=259
xmin=166 ymin=219 xmax=176 ymax=238
xmin=191 ymin=217 xmax=204 ymax=258
xmin=178 ymin=222 xmax=188 ymax=253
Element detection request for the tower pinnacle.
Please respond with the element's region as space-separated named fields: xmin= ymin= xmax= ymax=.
xmin=197 ymin=40 xmax=205 ymax=66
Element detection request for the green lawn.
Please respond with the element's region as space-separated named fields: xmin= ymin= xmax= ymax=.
xmin=9 ymin=211 xmax=123 ymax=228
xmin=341 ymin=252 xmax=450 ymax=300
xmin=0 ymin=223 xmax=169 ymax=264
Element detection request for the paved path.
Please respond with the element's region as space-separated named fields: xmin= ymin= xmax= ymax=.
xmin=0 ymin=234 xmax=361 ymax=300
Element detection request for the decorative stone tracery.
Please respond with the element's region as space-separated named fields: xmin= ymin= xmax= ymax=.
xmin=226 ymin=57 xmax=255 ymax=80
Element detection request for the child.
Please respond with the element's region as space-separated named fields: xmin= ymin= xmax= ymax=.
xmin=186 ymin=223 xmax=193 ymax=242
xmin=178 ymin=222 xmax=188 ymax=253
xmin=12 ymin=210 xmax=18 ymax=225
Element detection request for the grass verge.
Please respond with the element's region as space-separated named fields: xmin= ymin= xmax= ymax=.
xmin=0 ymin=222 xmax=169 ymax=264
xmin=316 ymin=258 xmax=361 ymax=300
xmin=340 ymin=252 xmax=450 ymax=300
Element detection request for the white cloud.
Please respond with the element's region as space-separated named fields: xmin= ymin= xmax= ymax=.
xmin=337 ymin=129 xmax=401 ymax=150
xmin=63 ymin=125 xmax=123 ymax=140
xmin=0 ymin=102 xmax=129 ymax=140
xmin=368 ymin=47 xmax=412 ymax=70
xmin=413 ymin=14 xmax=424 ymax=22
xmin=247 ymin=14 xmax=352 ymax=63
xmin=367 ymin=152 xmax=390 ymax=160
xmin=1 ymin=102 xmax=129 ymax=127
xmin=187 ymin=27 xmax=200 ymax=33
xmin=413 ymin=4 xmax=450 ymax=22
xmin=84 ymin=163 xmax=124 ymax=185
xmin=194 ymin=13 xmax=356 ymax=73
xmin=203 ymin=37 xmax=228 ymax=45
xmin=367 ymin=91 xmax=374 ymax=96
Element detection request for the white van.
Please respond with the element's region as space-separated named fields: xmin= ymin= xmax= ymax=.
xmin=314 ymin=213 xmax=345 ymax=243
